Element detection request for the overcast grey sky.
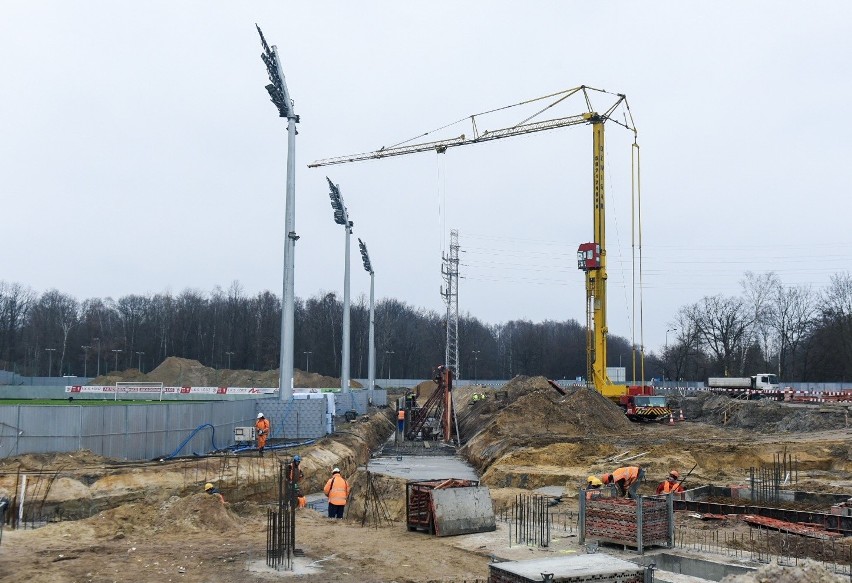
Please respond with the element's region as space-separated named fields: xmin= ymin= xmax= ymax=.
xmin=2 ymin=1 xmax=851 ymax=353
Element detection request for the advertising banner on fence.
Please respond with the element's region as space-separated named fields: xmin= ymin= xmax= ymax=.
xmin=65 ymin=385 xmax=278 ymax=395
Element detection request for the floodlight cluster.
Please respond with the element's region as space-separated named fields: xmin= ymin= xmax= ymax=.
xmin=358 ymin=238 xmax=373 ymax=274
xmin=326 ymin=177 xmax=352 ymax=230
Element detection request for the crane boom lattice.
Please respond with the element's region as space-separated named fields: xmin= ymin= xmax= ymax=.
xmin=442 ymin=230 xmax=461 ymax=378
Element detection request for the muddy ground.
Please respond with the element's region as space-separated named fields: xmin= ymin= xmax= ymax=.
xmin=1 ymin=372 xmax=851 ymax=582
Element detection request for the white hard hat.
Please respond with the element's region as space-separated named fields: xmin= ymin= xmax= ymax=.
xmin=257 ymin=413 xmax=264 ymax=418
xmin=332 ymin=467 xmax=340 ymax=474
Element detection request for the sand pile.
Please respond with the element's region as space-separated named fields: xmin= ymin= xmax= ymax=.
xmin=721 ymin=560 xmax=848 ymax=582
xmin=461 ymin=384 xmax=633 ymax=476
xmin=85 ymin=494 xmax=239 ymax=538
xmin=345 ymin=468 xmax=407 ymax=524
xmin=683 ymin=393 xmax=849 ymax=432
xmin=502 ymin=375 xmax=556 ymax=401
xmin=88 ymin=356 xmax=361 ymax=388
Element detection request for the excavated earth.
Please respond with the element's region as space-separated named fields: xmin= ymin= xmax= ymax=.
xmin=1 ymin=371 xmax=851 ymax=582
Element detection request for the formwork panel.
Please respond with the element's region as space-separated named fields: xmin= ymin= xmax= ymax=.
xmin=489 ymin=554 xmax=645 ymax=583
xmin=335 ymin=391 xmax=368 ymax=415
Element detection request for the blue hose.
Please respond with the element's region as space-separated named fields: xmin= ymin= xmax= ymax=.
xmin=162 ymin=423 xmax=221 ymax=460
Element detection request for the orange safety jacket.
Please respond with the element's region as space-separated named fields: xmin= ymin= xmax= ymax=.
xmin=656 ymin=480 xmax=685 ymax=495
xmin=324 ymin=474 xmax=350 ymax=506
xmin=398 ymin=410 xmax=405 ymax=421
xmin=612 ymin=466 xmax=640 ymax=486
xmin=255 ymin=418 xmax=270 ymax=447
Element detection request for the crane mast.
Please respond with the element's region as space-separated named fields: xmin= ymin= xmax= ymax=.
xmin=309 ymin=86 xmax=635 ymax=398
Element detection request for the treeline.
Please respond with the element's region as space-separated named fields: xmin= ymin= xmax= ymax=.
xmin=662 ymin=272 xmax=852 ymax=382
xmin=4 ymin=270 xmax=852 ymax=383
xmin=0 ymin=280 xmax=633 ymax=381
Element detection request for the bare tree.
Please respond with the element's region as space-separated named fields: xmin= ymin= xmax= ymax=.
xmin=741 ymin=271 xmax=781 ymax=370
xmin=690 ymin=295 xmax=753 ymax=376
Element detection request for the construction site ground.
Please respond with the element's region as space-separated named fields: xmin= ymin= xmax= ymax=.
xmin=1 ymin=371 xmax=851 ymax=582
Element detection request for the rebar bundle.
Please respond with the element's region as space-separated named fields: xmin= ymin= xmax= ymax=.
xmin=750 ymin=451 xmax=798 ymax=504
xmin=266 ymin=459 xmax=297 ymax=570
xmin=358 ymin=470 xmax=394 ymax=529
xmin=509 ymin=494 xmax=551 ymax=547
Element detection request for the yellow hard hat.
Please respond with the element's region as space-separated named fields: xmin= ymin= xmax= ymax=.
xmin=587 ymin=476 xmax=603 ymax=487
xmin=204 ymin=482 xmax=213 ymax=491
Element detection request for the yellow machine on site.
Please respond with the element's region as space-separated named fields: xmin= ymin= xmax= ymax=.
xmin=309 ymin=86 xmax=664 ymax=418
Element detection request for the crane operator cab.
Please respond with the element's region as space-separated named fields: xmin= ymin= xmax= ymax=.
xmin=577 ymin=243 xmax=601 ymax=271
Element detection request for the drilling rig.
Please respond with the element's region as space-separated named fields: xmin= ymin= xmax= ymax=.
xmin=309 ymin=85 xmax=648 ymax=421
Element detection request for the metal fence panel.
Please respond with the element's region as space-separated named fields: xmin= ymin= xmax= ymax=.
xmin=0 ymin=406 xmax=21 ymax=457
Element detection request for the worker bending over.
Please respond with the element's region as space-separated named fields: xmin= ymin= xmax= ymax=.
xmin=655 ymin=470 xmax=685 ymax=495
xmin=585 ymin=476 xmax=604 ymax=500
xmin=601 ymin=466 xmax=645 ymax=499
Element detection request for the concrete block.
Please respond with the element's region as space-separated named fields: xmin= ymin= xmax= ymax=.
xmin=430 ymin=486 xmax=496 ymax=536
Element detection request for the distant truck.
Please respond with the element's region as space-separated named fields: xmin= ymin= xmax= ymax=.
xmin=707 ymin=374 xmax=780 ymax=395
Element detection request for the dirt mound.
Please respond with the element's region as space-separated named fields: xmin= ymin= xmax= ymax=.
xmin=501 ymin=375 xmax=555 ymax=401
xmin=561 ymin=387 xmax=633 ymax=433
xmin=88 ymin=356 xmax=361 ymax=388
xmin=684 ymin=393 xmax=849 ymax=432
xmin=414 ymin=379 xmax=438 ymax=398
xmin=345 ymin=469 xmax=407 ymax=524
xmin=721 ymin=559 xmax=847 ymax=582
xmin=85 ymin=493 xmax=239 ymax=538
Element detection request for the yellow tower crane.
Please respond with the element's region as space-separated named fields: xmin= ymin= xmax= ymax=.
xmin=308 ymin=86 xmax=639 ymax=399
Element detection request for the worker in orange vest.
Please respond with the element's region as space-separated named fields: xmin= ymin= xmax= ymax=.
xmin=655 ymin=470 xmax=686 ymax=495
xmin=397 ymin=408 xmax=405 ymax=441
xmin=323 ymin=467 xmax=350 ymax=519
xmin=255 ymin=413 xmax=270 ymax=457
xmin=601 ymin=466 xmax=645 ymax=498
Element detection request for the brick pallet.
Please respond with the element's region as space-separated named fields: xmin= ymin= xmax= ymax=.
xmin=580 ymin=494 xmax=673 ymax=553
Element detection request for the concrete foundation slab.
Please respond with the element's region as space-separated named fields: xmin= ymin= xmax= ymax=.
xmin=489 ymin=554 xmax=646 ymax=583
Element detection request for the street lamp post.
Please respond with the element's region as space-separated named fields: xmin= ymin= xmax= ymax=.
xmin=472 ymin=350 xmax=481 ymax=383
xmin=112 ymin=349 xmax=122 ymax=373
xmin=303 ymin=351 xmax=312 ymax=372
xmin=45 ymin=348 xmax=56 ymax=377
xmin=358 ymin=238 xmax=376 ymax=398
xmin=225 ymin=351 xmax=235 ymax=370
xmin=326 ymin=177 xmax=355 ymax=393
xmin=81 ymin=345 xmax=91 ymax=377
xmin=385 ymin=350 xmax=395 ymax=383
xmin=258 ymin=25 xmax=299 ymax=402
xmin=665 ymin=328 xmax=677 ymax=351
xmin=94 ymin=337 xmax=101 ymax=377
xmin=135 ymin=351 xmax=145 ymax=372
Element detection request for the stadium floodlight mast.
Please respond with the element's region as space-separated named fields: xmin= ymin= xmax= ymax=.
xmin=358 ymin=238 xmax=376 ymax=399
xmin=327 ymin=177 xmax=354 ymax=393
xmin=257 ymin=24 xmax=300 ymax=401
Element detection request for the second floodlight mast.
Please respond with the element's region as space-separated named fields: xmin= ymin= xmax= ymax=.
xmin=358 ymin=238 xmax=376 ymax=399
xmin=327 ymin=178 xmax=353 ymax=393
xmin=257 ymin=25 xmax=299 ymax=401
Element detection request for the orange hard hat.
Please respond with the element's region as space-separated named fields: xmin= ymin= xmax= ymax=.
xmin=669 ymin=470 xmax=680 ymax=479
xmin=601 ymin=473 xmax=612 ymax=485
